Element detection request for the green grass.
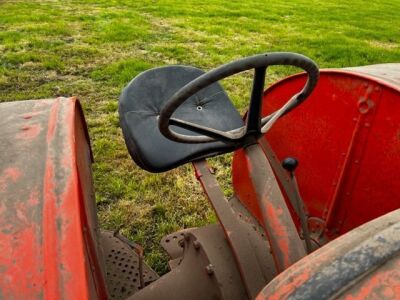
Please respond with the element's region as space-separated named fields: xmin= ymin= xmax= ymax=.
xmin=1 ymin=0 xmax=399 ymax=273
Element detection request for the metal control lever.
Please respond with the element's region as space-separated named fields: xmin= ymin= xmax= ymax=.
xmin=282 ymin=157 xmax=313 ymax=253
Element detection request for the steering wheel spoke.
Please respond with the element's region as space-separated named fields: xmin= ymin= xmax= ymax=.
xmin=169 ymin=117 xmax=245 ymax=144
xmin=260 ymin=92 xmax=302 ymax=134
xmin=246 ymin=67 xmax=267 ymax=133
xmin=159 ymin=52 xmax=319 ymax=145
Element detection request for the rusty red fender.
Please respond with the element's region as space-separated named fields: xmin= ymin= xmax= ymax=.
xmin=0 ymin=98 xmax=107 ymax=299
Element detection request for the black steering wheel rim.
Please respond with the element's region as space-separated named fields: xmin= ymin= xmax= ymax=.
xmin=159 ymin=52 xmax=319 ymax=144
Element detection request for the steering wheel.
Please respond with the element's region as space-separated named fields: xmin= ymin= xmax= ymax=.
xmin=159 ymin=52 xmax=319 ymax=144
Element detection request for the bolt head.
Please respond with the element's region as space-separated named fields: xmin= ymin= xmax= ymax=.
xmin=193 ymin=240 xmax=200 ymax=249
xmin=205 ymin=264 xmax=214 ymax=275
xmin=184 ymin=233 xmax=191 ymax=241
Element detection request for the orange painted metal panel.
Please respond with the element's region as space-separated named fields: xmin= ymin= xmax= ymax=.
xmin=0 ymin=98 xmax=107 ymax=299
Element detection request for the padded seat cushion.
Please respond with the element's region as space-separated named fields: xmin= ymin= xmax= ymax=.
xmin=119 ymin=66 xmax=244 ymax=172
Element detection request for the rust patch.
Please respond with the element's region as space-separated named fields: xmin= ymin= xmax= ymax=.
xmin=0 ymin=168 xmax=22 ymax=193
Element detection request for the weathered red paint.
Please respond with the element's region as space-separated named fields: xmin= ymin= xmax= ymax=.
xmin=231 ymin=64 xmax=400 ymax=299
xmin=0 ymin=98 xmax=107 ymax=299
xmin=256 ymin=209 xmax=400 ymax=300
xmin=1 ymin=63 xmax=399 ymax=299
xmin=264 ymin=202 xmax=291 ymax=267
xmin=244 ymin=144 xmax=306 ymax=273
xmin=17 ymin=123 xmax=42 ymax=140
xmin=339 ymin=256 xmax=400 ymax=300
xmin=233 ymin=64 xmax=400 ymax=244
xmin=2 ymin=168 xmax=22 ymax=181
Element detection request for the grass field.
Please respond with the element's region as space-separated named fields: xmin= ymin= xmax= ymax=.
xmin=1 ymin=0 xmax=399 ymax=273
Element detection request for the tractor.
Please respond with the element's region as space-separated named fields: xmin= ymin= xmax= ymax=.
xmin=1 ymin=52 xmax=399 ymax=299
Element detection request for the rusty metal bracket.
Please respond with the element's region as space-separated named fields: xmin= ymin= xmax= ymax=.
xmin=160 ymin=229 xmax=193 ymax=270
xmin=193 ymin=159 xmax=267 ymax=299
xmin=258 ymin=139 xmax=302 ymax=217
xmin=244 ymin=144 xmax=306 ymax=272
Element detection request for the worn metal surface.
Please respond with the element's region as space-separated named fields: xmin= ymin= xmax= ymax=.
xmin=193 ymin=159 xmax=273 ymax=298
xmin=159 ymin=195 xmax=277 ymax=286
xmin=258 ymin=139 xmax=323 ymax=250
xmin=233 ymin=63 xmax=400 ymax=244
xmin=244 ymin=144 xmax=307 ymax=272
xmin=0 ymin=98 xmax=107 ymax=299
xmin=101 ymin=230 xmax=159 ymax=299
xmin=256 ymin=208 xmax=400 ymax=300
xmin=228 ymin=195 xmax=277 ymax=283
xmin=131 ymin=225 xmax=249 ymax=300
xmin=138 ymin=162 xmax=277 ymax=300
xmin=345 ymin=63 xmax=400 ymax=87
xmin=160 ymin=229 xmax=192 ymax=270
xmin=160 ymin=229 xmax=189 ymax=261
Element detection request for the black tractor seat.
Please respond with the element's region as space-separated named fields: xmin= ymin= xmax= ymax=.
xmin=119 ymin=66 xmax=244 ymax=172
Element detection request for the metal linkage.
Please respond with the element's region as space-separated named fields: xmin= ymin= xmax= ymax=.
xmin=259 ymin=139 xmax=314 ymax=252
xmin=258 ymin=139 xmax=303 ymax=217
xmin=244 ymin=144 xmax=307 ymax=272
xmin=281 ymin=157 xmax=313 ymax=253
xmin=193 ymin=159 xmax=267 ymax=299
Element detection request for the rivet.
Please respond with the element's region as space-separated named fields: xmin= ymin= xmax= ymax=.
xmin=193 ymin=240 xmax=200 ymax=250
xmin=205 ymin=264 xmax=214 ymax=275
xmin=184 ymin=233 xmax=191 ymax=241
xmin=358 ymin=101 xmax=369 ymax=114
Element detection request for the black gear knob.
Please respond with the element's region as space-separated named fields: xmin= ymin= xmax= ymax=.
xmin=282 ymin=157 xmax=298 ymax=173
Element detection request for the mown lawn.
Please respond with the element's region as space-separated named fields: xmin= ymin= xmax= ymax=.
xmin=1 ymin=0 xmax=399 ymax=273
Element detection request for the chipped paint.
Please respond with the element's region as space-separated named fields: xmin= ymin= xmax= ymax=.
xmin=233 ymin=64 xmax=400 ymax=250
xmin=0 ymin=98 xmax=107 ymax=299
xmin=256 ymin=209 xmax=400 ymax=300
xmin=16 ymin=123 xmax=42 ymax=140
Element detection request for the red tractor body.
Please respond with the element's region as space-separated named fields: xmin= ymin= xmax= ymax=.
xmin=1 ymin=62 xmax=399 ymax=299
xmin=234 ymin=64 xmax=400 ymax=242
xmin=0 ymin=99 xmax=107 ymax=299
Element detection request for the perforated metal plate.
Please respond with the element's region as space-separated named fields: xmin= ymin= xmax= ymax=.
xmin=100 ymin=230 xmax=159 ymax=299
